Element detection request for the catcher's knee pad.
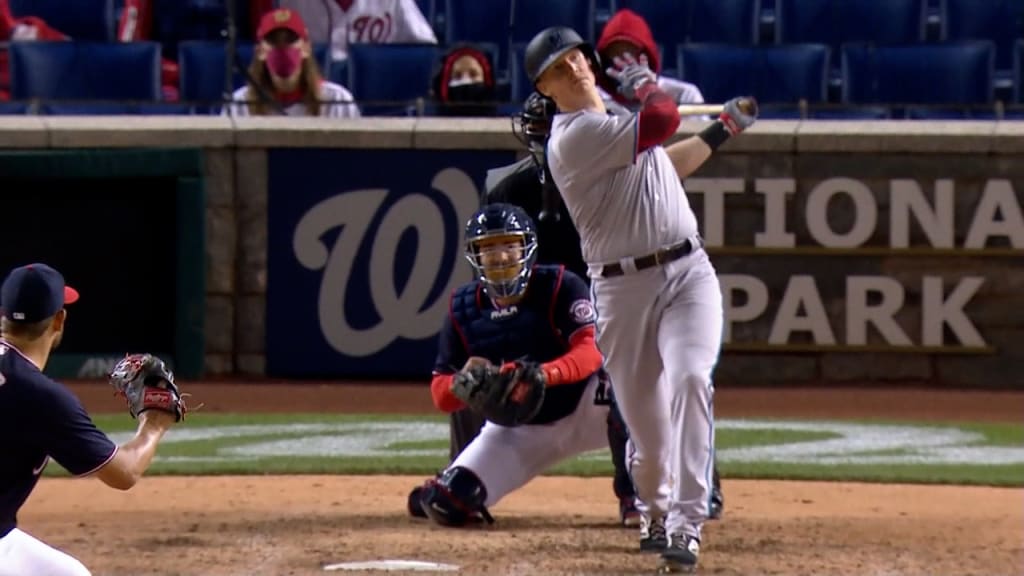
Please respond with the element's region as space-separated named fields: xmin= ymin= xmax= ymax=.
xmin=418 ymin=466 xmax=494 ymax=527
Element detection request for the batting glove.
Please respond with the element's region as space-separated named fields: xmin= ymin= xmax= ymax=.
xmin=719 ymin=96 xmax=759 ymax=136
xmin=605 ymin=52 xmax=657 ymax=101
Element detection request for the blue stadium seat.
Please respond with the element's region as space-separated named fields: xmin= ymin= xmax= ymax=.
xmin=446 ymin=0 xmax=595 ymax=75
xmin=347 ymin=44 xmax=439 ymax=116
xmin=941 ymin=0 xmax=1023 ymax=74
xmin=151 ymin=0 xmax=252 ymax=59
xmin=8 ymin=0 xmax=115 ymax=41
xmin=841 ymin=42 xmax=995 ymax=105
xmin=776 ymin=0 xmax=927 ymax=48
xmin=0 ymin=102 xmax=29 ymax=115
xmin=10 ymin=42 xmax=163 ymax=111
xmin=178 ymin=41 xmax=333 ymax=113
xmin=677 ymin=44 xmax=829 ymax=104
xmin=1017 ymin=39 xmax=1024 ymax=103
xmin=810 ymin=105 xmax=890 ymax=120
xmin=611 ymin=0 xmax=760 ymax=70
xmin=509 ymin=43 xmax=531 ymax=103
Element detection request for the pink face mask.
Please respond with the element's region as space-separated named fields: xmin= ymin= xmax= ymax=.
xmin=266 ymin=46 xmax=303 ymax=78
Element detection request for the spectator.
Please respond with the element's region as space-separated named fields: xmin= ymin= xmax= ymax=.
xmin=596 ymin=9 xmax=705 ymax=118
xmin=430 ymin=44 xmax=497 ymax=117
xmin=0 ymin=0 xmax=67 ymax=101
xmin=225 ymin=8 xmax=360 ymax=117
xmin=258 ymin=0 xmax=437 ymax=63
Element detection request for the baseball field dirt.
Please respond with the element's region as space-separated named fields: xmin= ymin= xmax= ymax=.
xmin=20 ymin=383 xmax=1024 ymax=576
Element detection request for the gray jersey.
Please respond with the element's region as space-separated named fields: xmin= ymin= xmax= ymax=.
xmin=546 ymin=109 xmax=699 ymax=266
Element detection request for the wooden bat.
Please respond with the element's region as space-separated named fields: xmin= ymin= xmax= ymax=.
xmin=677 ymin=104 xmax=725 ymax=116
xmin=677 ymin=98 xmax=756 ymax=117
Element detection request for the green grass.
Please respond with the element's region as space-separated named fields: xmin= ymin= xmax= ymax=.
xmin=42 ymin=413 xmax=1024 ymax=487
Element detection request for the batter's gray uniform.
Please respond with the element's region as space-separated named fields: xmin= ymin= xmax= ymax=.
xmin=546 ymin=109 xmax=721 ymax=541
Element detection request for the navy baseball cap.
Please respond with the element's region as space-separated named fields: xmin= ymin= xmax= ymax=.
xmin=0 ymin=263 xmax=79 ymax=323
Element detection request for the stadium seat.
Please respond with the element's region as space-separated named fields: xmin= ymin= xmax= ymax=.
xmin=610 ymin=0 xmax=760 ymax=70
xmin=1017 ymin=39 xmax=1024 ymax=103
xmin=445 ymin=0 xmax=595 ymax=75
xmin=810 ymin=105 xmax=891 ymax=120
xmin=841 ymin=42 xmax=995 ymax=106
xmin=151 ymin=0 xmax=252 ymax=60
xmin=347 ymin=44 xmax=439 ymax=116
xmin=8 ymin=0 xmax=115 ymax=41
xmin=0 ymin=102 xmax=29 ymax=115
xmin=178 ymin=41 xmax=333 ymax=113
xmin=9 ymin=42 xmax=163 ymax=112
xmin=775 ymin=0 xmax=927 ymax=48
xmin=940 ymin=0 xmax=1023 ymax=75
xmin=677 ymin=44 xmax=829 ymax=104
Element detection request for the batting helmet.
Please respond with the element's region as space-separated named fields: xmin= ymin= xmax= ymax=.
xmin=524 ymin=26 xmax=600 ymax=85
xmin=464 ymin=203 xmax=538 ymax=300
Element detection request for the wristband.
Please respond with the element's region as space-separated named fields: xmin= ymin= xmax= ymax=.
xmin=697 ymin=120 xmax=731 ymax=151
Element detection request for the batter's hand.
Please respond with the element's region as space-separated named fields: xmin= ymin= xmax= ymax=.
xmin=720 ymin=96 xmax=758 ymax=136
xmin=605 ymin=52 xmax=656 ymax=101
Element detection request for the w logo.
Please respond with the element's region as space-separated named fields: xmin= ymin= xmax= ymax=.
xmin=292 ymin=168 xmax=480 ymax=357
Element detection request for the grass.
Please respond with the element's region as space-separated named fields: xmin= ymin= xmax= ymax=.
xmin=41 ymin=413 xmax=1024 ymax=487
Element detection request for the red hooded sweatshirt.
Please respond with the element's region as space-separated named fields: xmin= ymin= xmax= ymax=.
xmin=596 ymin=8 xmax=679 ymax=151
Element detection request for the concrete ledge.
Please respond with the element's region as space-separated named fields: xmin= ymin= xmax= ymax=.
xmin=992 ymin=121 xmax=1024 ymax=154
xmin=44 ymin=116 xmax=236 ymax=148
xmin=413 ymin=117 xmax=521 ymax=150
xmin=795 ymin=121 xmax=998 ymax=153
xmin=232 ymin=117 xmax=416 ymax=148
xmin=0 ymin=117 xmax=49 ymax=148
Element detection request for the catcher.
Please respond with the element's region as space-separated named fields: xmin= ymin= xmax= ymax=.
xmin=0 ymin=263 xmax=186 ymax=576
xmin=406 ymin=203 xmax=620 ymax=527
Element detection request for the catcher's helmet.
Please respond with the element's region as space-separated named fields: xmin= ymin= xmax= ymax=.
xmin=524 ymin=26 xmax=600 ymax=84
xmin=512 ymin=91 xmax=557 ymax=168
xmin=464 ymin=203 xmax=538 ymax=300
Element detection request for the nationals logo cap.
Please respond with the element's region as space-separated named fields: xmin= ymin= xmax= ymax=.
xmin=0 ymin=263 xmax=79 ymax=323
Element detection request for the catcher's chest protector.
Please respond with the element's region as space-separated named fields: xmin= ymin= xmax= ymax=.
xmin=450 ymin=265 xmax=567 ymax=364
xmin=450 ymin=265 xmax=591 ymax=425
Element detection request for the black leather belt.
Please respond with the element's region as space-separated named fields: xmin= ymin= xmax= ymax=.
xmin=596 ymin=237 xmax=701 ymax=278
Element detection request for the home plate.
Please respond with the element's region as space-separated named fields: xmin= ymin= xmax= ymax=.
xmin=323 ymin=560 xmax=460 ymax=572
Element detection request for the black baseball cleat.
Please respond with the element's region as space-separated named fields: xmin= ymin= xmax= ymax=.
xmin=657 ymin=533 xmax=700 ymax=573
xmin=639 ymin=514 xmax=668 ymax=553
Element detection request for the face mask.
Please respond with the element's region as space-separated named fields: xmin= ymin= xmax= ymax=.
xmin=266 ymin=45 xmax=303 ymax=78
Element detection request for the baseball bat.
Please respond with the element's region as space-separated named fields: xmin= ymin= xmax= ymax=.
xmin=678 ymin=98 xmax=757 ymax=118
xmin=677 ymin=104 xmax=725 ymax=117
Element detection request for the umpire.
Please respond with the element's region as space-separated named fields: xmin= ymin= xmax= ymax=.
xmin=485 ymin=92 xmax=724 ymax=522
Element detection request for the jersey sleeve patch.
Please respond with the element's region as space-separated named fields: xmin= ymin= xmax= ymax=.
xmin=569 ymin=299 xmax=597 ymax=324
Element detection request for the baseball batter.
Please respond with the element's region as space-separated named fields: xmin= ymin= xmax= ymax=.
xmin=0 ymin=264 xmax=186 ymax=576
xmin=407 ymin=203 xmax=622 ymax=527
xmin=525 ymin=27 xmax=758 ymax=572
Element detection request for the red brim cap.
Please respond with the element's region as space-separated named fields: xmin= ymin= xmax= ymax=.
xmin=64 ymin=285 xmax=79 ymax=305
xmin=257 ymin=8 xmax=309 ymax=41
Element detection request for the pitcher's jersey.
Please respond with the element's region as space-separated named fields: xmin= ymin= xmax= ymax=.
xmin=0 ymin=341 xmax=117 ymax=537
xmin=546 ymin=109 xmax=699 ymax=265
xmin=279 ymin=0 xmax=437 ymax=62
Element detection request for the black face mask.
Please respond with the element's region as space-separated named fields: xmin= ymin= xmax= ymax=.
xmin=441 ymin=82 xmax=496 ymax=116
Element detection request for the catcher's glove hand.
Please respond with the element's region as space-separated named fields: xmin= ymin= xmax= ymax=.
xmin=108 ymin=353 xmax=187 ymax=422
xmin=451 ymin=361 xmax=545 ymax=427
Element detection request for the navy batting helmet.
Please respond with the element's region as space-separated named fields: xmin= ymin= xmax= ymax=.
xmin=524 ymin=26 xmax=600 ymax=85
xmin=464 ymin=203 xmax=538 ymax=300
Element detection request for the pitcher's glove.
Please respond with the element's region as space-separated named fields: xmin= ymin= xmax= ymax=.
xmin=451 ymin=361 xmax=545 ymax=427
xmin=108 ymin=353 xmax=187 ymax=422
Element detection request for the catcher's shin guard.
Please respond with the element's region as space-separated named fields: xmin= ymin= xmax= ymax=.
xmin=418 ymin=466 xmax=494 ymax=527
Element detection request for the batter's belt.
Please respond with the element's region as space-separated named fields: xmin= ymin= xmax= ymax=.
xmin=593 ymin=236 xmax=704 ymax=278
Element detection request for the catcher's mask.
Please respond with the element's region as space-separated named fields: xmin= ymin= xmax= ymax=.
xmin=464 ymin=203 xmax=538 ymax=300
xmin=512 ymin=91 xmax=557 ymax=171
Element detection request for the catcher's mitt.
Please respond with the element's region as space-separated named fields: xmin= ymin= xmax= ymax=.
xmin=451 ymin=361 xmax=545 ymax=427
xmin=108 ymin=353 xmax=187 ymax=422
